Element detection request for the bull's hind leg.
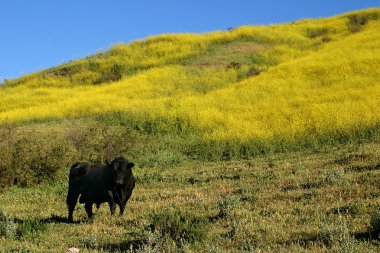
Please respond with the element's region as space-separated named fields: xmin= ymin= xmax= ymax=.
xmin=66 ymin=190 xmax=80 ymax=223
xmin=85 ymin=202 xmax=94 ymax=219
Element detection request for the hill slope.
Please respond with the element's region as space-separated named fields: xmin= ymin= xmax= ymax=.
xmin=0 ymin=8 xmax=379 ymax=163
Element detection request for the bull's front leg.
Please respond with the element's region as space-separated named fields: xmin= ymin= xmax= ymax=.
xmin=107 ymin=190 xmax=116 ymax=215
xmin=119 ymin=191 xmax=133 ymax=216
xmin=119 ymin=202 xmax=126 ymax=216
xmin=85 ymin=202 xmax=94 ymax=218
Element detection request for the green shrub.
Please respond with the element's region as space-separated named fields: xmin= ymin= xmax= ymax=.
xmin=370 ymin=207 xmax=380 ymax=237
xmin=0 ymin=210 xmax=17 ymax=239
xmin=331 ymin=201 xmax=364 ymax=217
xmin=0 ymin=130 xmax=74 ymax=187
xmin=94 ymin=63 xmax=125 ymax=84
xmin=16 ymin=219 xmax=47 ymax=239
xmin=148 ymin=207 xmax=208 ymax=245
xmin=347 ymin=14 xmax=369 ymax=33
xmin=80 ymin=234 xmax=98 ymax=249
xmin=306 ymin=27 xmax=329 ymax=39
xmin=65 ymin=121 xmax=135 ymax=163
xmin=217 ymin=195 xmax=240 ymax=219
xmin=319 ymin=216 xmax=359 ymax=252
xmin=321 ymin=36 xmax=332 ymax=43
xmin=324 ymin=168 xmax=345 ymax=185
xmin=246 ymin=66 xmax=261 ymax=77
xmin=0 ymin=120 xmax=136 ymax=189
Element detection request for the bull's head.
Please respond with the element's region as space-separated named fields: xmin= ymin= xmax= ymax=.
xmin=107 ymin=156 xmax=134 ymax=185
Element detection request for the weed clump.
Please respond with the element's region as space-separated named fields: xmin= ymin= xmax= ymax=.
xmin=246 ymin=66 xmax=261 ymax=77
xmin=217 ymin=195 xmax=240 ymax=219
xmin=16 ymin=219 xmax=47 ymax=239
xmin=324 ymin=168 xmax=345 ymax=185
xmin=319 ymin=215 xmax=359 ymax=252
xmin=0 ymin=211 xmax=46 ymax=240
xmin=306 ymin=27 xmax=329 ymax=39
xmin=0 ymin=210 xmax=17 ymax=239
xmin=148 ymin=207 xmax=208 ymax=245
xmin=347 ymin=14 xmax=369 ymax=33
xmin=227 ymin=61 xmax=241 ymax=69
xmin=80 ymin=234 xmax=98 ymax=249
xmin=370 ymin=207 xmax=380 ymax=237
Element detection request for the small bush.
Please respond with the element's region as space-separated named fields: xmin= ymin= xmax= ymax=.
xmin=0 ymin=210 xmax=17 ymax=239
xmin=319 ymin=215 xmax=358 ymax=252
xmin=330 ymin=201 xmax=364 ymax=217
xmin=16 ymin=219 xmax=47 ymax=239
xmin=217 ymin=195 xmax=240 ymax=219
xmin=235 ymin=187 xmax=257 ymax=203
xmin=0 ymin=125 xmax=75 ymax=188
xmin=133 ymin=229 xmax=176 ymax=253
xmin=5 ymin=247 xmax=32 ymax=253
xmin=347 ymin=14 xmax=369 ymax=33
xmin=225 ymin=219 xmax=239 ymax=239
xmin=370 ymin=207 xmax=380 ymax=236
xmin=321 ymin=36 xmax=332 ymax=43
xmin=246 ymin=67 xmax=261 ymax=77
xmin=66 ymin=121 xmax=135 ymax=163
xmin=324 ymin=168 xmax=345 ymax=185
xmin=226 ymin=61 xmax=241 ymax=69
xmin=94 ymin=63 xmax=125 ymax=84
xmin=306 ymin=27 xmax=329 ymax=39
xmin=148 ymin=207 xmax=208 ymax=245
xmin=80 ymin=234 xmax=98 ymax=249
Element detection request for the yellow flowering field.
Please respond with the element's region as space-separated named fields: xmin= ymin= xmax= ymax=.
xmin=1 ymin=8 xmax=379 ymax=157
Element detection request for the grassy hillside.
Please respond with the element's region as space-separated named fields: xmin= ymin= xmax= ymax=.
xmin=1 ymin=9 xmax=379 ymax=158
xmin=1 ymin=8 xmax=380 ymax=252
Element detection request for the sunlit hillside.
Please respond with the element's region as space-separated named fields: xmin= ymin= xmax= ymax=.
xmin=2 ymin=7 xmax=380 ymax=253
xmin=1 ymin=8 xmax=379 ymax=160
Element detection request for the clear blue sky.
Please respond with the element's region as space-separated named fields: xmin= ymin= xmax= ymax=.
xmin=0 ymin=1 xmax=379 ymax=81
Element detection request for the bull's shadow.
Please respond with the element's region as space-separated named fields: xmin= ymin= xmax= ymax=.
xmin=14 ymin=214 xmax=75 ymax=224
xmin=41 ymin=214 xmax=73 ymax=224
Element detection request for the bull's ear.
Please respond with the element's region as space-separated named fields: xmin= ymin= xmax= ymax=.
xmin=127 ymin=162 xmax=135 ymax=169
xmin=106 ymin=160 xmax=110 ymax=166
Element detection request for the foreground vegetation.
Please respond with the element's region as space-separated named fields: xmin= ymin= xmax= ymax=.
xmin=1 ymin=142 xmax=380 ymax=252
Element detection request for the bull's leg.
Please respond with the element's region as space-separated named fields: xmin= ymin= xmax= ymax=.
xmin=109 ymin=201 xmax=116 ymax=215
xmin=85 ymin=202 xmax=94 ymax=218
xmin=119 ymin=203 xmax=126 ymax=216
xmin=119 ymin=191 xmax=133 ymax=216
xmin=107 ymin=190 xmax=116 ymax=215
xmin=66 ymin=190 xmax=80 ymax=223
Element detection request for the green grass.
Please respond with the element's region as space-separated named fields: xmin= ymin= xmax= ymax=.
xmin=1 ymin=143 xmax=380 ymax=252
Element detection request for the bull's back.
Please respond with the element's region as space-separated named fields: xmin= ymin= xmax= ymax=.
xmin=68 ymin=163 xmax=89 ymax=189
xmin=79 ymin=165 xmax=110 ymax=203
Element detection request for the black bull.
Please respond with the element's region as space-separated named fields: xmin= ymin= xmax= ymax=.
xmin=66 ymin=156 xmax=135 ymax=223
